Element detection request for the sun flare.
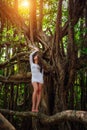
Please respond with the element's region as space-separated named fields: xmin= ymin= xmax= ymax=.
xmin=20 ymin=0 xmax=29 ymax=8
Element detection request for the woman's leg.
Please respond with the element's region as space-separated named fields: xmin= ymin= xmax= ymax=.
xmin=32 ymin=82 xmax=38 ymax=112
xmin=35 ymin=83 xmax=43 ymax=112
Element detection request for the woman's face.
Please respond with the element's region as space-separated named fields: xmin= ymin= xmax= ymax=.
xmin=34 ymin=54 xmax=39 ymax=62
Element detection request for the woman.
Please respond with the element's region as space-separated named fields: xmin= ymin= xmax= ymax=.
xmin=29 ymin=49 xmax=44 ymax=112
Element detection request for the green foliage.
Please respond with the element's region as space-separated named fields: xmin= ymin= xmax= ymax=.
xmin=0 ymin=27 xmax=25 ymax=43
xmin=0 ymin=69 xmax=4 ymax=75
xmin=42 ymin=0 xmax=58 ymax=34
xmin=81 ymin=48 xmax=87 ymax=55
xmin=18 ymin=5 xmax=29 ymax=19
xmin=0 ymin=1 xmax=87 ymax=130
xmin=74 ymin=82 xmax=81 ymax=109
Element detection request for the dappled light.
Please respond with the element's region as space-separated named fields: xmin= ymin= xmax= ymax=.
xmin=0 ymin=0 xmax=87 ymax=130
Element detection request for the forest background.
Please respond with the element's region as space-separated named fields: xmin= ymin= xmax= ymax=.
xmin=0 ymin=0 xmax=87 ymax=130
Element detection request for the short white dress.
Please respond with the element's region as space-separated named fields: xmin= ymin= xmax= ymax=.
xmin=29 ymin=50 xmax=44 ymax=84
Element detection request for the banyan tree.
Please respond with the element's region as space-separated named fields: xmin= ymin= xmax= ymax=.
xmin=0 ymin=0 xmax=87 ymax=130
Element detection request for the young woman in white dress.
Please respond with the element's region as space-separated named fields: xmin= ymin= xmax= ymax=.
xmin=29 ymin=49 xmax=44 ymax=112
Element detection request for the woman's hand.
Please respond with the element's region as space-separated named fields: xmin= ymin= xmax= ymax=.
xmin=29 ymin=45 xmax=39 ymax=50
xmin=34 ymin=47 xmax=39 ymax=51
xmin=30 ymin=45 xmax=39 ymax=51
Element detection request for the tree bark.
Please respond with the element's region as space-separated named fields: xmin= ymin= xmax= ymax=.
xmin=29 ymin=0 xmax=37 ymax=42
xmin=38 ymin=0 xmax=43 ymax=31
xmin=0 ymin=113 xmax=16 ymax=130
xmin=0 ymin=109 xmax=87 ymax=125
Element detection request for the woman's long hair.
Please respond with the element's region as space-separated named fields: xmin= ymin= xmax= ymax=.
xmin=32 ymin=52 xmax=43 ymax=73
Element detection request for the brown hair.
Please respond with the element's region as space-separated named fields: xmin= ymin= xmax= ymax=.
xmin=32 ymin=52 xmax=43 ymax=73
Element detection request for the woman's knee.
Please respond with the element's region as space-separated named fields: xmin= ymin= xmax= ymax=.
xmin=32 ymin=82 xmax=38 ymax=92
xmin=38 ymin=83 xmax=42 ymax=93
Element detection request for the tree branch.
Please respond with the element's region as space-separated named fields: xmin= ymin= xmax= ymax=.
xmin=0 ymin=1 xmax=28 ymax=33
xmin=0 ymin=113 xmax=16 ymax=130
xmin=0 ymin=73 xmax=31 ymax=83
xmin=62 ymin=0 xmax=86 ymax=37
xmin=0 ymin=52 xmax=30 ymax=68
xmin=0 ymin=109 xmax=87 ymax=125
xmin=0 ymin=0 xmax=85 ymax=43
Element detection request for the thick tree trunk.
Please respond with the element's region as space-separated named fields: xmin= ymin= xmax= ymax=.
xmin=29 ymin=0 xmax=37 ymax=42
xmin=0 ymin=113 xmax=16 ymax=130
xmin=0 ymin=1 xmax=87 ymax=130
xmin=52 ymin=0 xmax=66 ymax=113
xmin=14 ymin=0 xmax=18 ymax=12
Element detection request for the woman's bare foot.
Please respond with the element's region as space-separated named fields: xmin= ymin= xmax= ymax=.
xmin=32 ymin=109 xmax=38 ymax=112
xmin=35 ymin=109 xmax=39 ymax=112
xmin=32 ymin=109 xmax=36 ymax=112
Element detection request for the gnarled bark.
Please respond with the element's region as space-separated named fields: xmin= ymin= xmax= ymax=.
xmin=0 ymin=109 xmax=87 ymax=125
xmin=0 ymin=113 xmax=16 ymax=130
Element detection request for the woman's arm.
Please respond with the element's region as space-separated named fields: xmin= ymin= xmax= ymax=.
xmin=29 ymin=50 xmax=38 ymax=65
